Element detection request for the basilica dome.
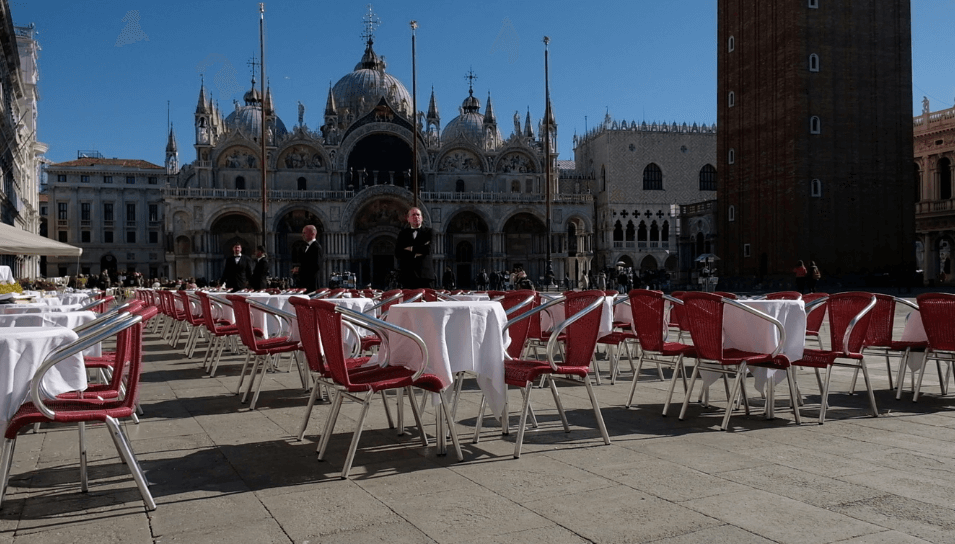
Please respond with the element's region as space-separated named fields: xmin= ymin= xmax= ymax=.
xmin=224 ymin=82 xmax=289 ymax=139
xmin=442 ymin=90 xmax=503 ymax=146
xmin=332 ymin=40 xmax=413 ymax=119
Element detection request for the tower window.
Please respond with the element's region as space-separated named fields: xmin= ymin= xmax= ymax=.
xmin=743 ymin=243 xmax=751 ymax=257
xmin=728 ymin=91 xmax=735 ymax=107
xmin=810 ymin=116 xmax=821 ymax=134
xmin=728 ymin=205 xmax=736 ymax=222
xmin=809 ymin=53 xmax=820 ymax=72
xmin=811 ymin=179 xmax=822 ymax=197
xmin=808 ymin=0 xmax=818 ymax=7
xmin=728 ymin=35 xmax=735 ymax=52
xmin=728 ymin=148 xmax=735 ymax=164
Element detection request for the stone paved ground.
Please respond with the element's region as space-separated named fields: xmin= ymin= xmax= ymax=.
xmin=1 ymin=298 xmax=954 ymax=543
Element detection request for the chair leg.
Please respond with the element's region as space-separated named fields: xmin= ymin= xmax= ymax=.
xmin=438 ymin=391 xmax=464 ymax=461
xmin=547 ymin=376 xmax=571 ymax=432
xmin=380 ymin=390 xmax=395 ymax=429
xmin=78 ymin=422 xmax=88 ymax=493
xmin=819 ymin=366 xmax=834 ymax=424
xmin=235 ymin=352 xmax=253 ymax=394
xmin=297 ymin=375 xmax=323 ymax=441
xmin=0 ymin=438 xmax=17 ymax=506
xmin=514 ymin=382 xmax=534 ymax=459
xmin=241 ymin=356 xmax=262 ymax=403
xmin=473 ymin=393 xmax=487 ymax=443
xmin=785 ymin=368 xmax=802 ymax=424
xmin=679 ymin=364 xmax=702 ymax=420
xmin=627 ymin=353 xmax=647 ymax=408
xmin=859 ymin=362 xmax=879 ymax=417
xmin=104 ymin=416 xmax=156 ymax=511
xmin=913 ymin=354 xmax=930 ymax=402
xmin=583 ymin=375 xmax=611 ymax=445
xmin=720 ymin=364 xmax=747 ymax=431
xmin=317 ymin=390 xmax=345 ymax=457
xmin=249 ymin=354 xmax=273 ymax=410
xmin=661 ymin=356 xmax=686 ymax=416
xmin=341 ymin=390 xmax=375 ymax=479
xmin=405 ymin=387 xmax=430 ymax=447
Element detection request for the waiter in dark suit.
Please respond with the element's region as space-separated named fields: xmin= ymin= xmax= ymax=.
xmin=395 ymin=207 xmax=435 ymax=288
xmin=250 ymin=245 xmax=269 ymax=290
xmin=293 ymin=225 xmax=323 ymax=292
xmin=219 ymin=243 xmax=254 ymax=292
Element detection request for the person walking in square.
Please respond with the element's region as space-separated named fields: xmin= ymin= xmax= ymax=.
xmin=293 ymin=225 xmax=323 ymax=292
xmin=220 ymin=243 xmax=254 ymax=292
xmin=250 ymin=245 xmax=269 ymax=290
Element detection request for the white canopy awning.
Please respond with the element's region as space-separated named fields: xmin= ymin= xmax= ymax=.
xmin=0 ymin=222 xmax=83 ymax=257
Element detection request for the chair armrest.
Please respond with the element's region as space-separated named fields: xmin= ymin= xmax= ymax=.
xmin=334 ymin=306 xmax=430 ymax=380
xmin=368 ymin=292 xmax=402 ymax=313
xmin=73 ymin=300 xmax=139 ymax=334
xmin=723 ymin=298 xmax=787 ymax=357
xmin=805 ymin=296 xmax=829 ymax=314
xmin=31 ymin=312 xmax=143 ymax=420
xmin=842 ymin=295 xmax=877 ymax=357
xmin=895 ymin=297 xmax=919 ymax=311
xmin=245 ymin=298 xmax=297 ymax=337
xmin=545 ymin=295 xmax=605 ymax=371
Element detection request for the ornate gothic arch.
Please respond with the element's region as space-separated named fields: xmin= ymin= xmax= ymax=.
xmin=339 ymin=185 xmax=422 ymax=228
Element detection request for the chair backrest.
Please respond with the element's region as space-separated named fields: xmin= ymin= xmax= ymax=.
xmin=226 ymin=294 xmax=263 ymax=350
xmin=178 ymin=291 xmax=203 ymax=325
xmin=680 ymin=292 xmax=725 ymax=361
xmin=863 ymin=293 xmax=898 ymax=348
xmin=290 ymin=296 xmax=327 ymax=375
xmin=668 ymin=290 xmax=687 ymax=329
xmin=827 ymin=292 xmax=876 ymax=354
xmin=499 ymin=290 xmax=536 ymax=358
xmin=196 ymin=291 xmax=231 ymax=333
xmin=558 ymin=290 xmax=606 ymax=367
xmin=115 ymin=305 xmax=157 ymax=409
xmin=803 ymin=292 xmax=828 ymax=334
xmin=311 ymin=300 xmax=354 ymax=387
xmin=713 ymin=291 xmax=738 ymax=300
xmin=627 ymin=289 xmax=669 ymax=352
xmin=765 ymin=291 xmax=802 ymax=300
xmin=915 ymin=293 xmax=955 ymax=351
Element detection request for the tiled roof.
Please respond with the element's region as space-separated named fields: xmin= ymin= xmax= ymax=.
xmin=50 ymin=158 xmax=164 ymax=169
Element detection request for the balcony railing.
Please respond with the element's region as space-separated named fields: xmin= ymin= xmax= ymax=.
xmin=162 ymin=187 xmax=594 ymax=205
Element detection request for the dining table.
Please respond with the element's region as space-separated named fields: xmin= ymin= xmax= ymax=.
xmin=0 ymin=327 xmax=87 ymax=431
xmin=378 ymin=300 xmax=510 ymax=417
xmin=0 ymin=310 xmax=102 ymax=357
xmin=540 ymin=294 xmax=616 ymax=339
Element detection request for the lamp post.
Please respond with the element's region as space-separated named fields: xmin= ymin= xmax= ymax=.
xmin=410 ymin=20 xmax=419 ymax=208
xmin=258 ymin=3 xmax=268 ymax=250
xmin=543 ymin=36 xmax=554 ymax=289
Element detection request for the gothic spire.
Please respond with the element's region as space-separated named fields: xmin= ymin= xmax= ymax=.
xmin=196 ymin=79 xmax=209 ymax=113
xmin=484 ymin=91 xmax=496 ymax=125
xmin=524 ymin=108 xmax=535 ymax=139
xmin=166 ymin=123 xmax=177 ymax=153
xmin=426 ymin=86 xmax=439 ymax=123
xmin=325 ymin=83 xmax=338 ymax=116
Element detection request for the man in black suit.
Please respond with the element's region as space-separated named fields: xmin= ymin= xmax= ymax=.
xmin=395 ymin=207 xmax=435 ymax=288
xmin=250 ymin=245 xmax=269 ymax=290
xmin=293 ymin=225 xmax=323 ymax=292
xmin=219 ymin=243 xmax=254 ymax=291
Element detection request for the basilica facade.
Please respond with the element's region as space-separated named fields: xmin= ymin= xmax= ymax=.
xmin=162 ymin=27 xmax=717 ymax=289
xmin=164 ymin=34 xmax=594 ymax=289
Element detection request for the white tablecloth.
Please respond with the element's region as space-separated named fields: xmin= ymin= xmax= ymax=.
xmin=380 ymin=301 xmax=509 ymax=416
xmin=56 ymin=293 xmax=92 ymax=306
xmin=450 ymin=294 xmax=490 ymax=301
xmin=700 ymin=299 xmax=806 ymax=390
xmin=899 ymin=310 xmax=928 ymax=372
xmin=0 ymin=327 xmax=88 ymax=430
xmin=0 ymin=311 xmax=102 ymax=357
xmin=540 ymin=295 xmax=615 ymax=339
xmin=0 ymin=302 xmax=85 ymax=314
xmin=0 ymin=266 xmax=13 ymax=284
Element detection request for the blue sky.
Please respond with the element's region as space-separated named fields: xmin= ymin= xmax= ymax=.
xmin=10 ymin=0 xmax=954 ymax=167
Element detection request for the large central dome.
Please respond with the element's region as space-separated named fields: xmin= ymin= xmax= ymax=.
xmin=332 ymin=39 xmax=412 ymax=120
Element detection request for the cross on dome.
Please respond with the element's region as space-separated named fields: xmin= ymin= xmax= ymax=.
xmin=361 ymin=4 xmax=380 ymax=44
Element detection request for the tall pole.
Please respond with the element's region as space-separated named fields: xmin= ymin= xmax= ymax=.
xmin=410 ymin=20 xmax=419 ymax=207
xmin=259 ymin=3 xmax=268 ymax=250
xmin=543 ymin=36 xmax=553 ymax=286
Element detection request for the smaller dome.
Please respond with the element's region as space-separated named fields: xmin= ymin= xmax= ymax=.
xmin=225 ymin=105 xmax=289 ymax=139
xmin=461 ymin=93 xmax=480 ymax=114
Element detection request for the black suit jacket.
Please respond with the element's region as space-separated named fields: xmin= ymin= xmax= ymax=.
xmin=220 ymin=254 xmax=254 ymax=291
xmin=297 ymin=240 xmax=323 ymax=292
xmin=250 ymin=256 xmax=269 ymax=290
xmin=395 ymin=226 xmax=435 ymax=288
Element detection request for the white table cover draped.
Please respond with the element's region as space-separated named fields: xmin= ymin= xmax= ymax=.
xmin=0 ymin=327 xmax=88 ymax=430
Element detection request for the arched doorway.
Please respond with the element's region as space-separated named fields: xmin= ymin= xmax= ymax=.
xmin=209 ymin=213 xmax=258 ymax=281
xmin=275 ymin=209 xmax=323 ymax=281
xmin=346 ymin=134 xmax=416 ymax=189
xmin=100 ymin=254 xmax=117 ymax=275
xmin=640 ymin=255 xmax=658 ymax=271
xmin=503 ymin=213 xmax=546 ymax=281
xmin=446 ymin=210 xmax=489 ymax=289
xmin=354 ymin=198 xmax=408 ymax=288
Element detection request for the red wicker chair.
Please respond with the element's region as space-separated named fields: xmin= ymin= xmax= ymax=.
xmin=626 ymin=289 xmax=696 ymax=411
xmin=0 ymin=306 xmax=158 ymax=511
xmin=787 ymin=292 xmax=878 ymax=424
xmin=500 ymin=290 xmax=612 ymax=458
xmin=849 ymin=294 xmax=926 ymax=395
xmin=678 ymin=292 xmax=801 ymax=430
xmin=312 ymin=300 xmax=463 ymax=478
xmin=909 ymin=293 xmax=955 ymax=401
xmin=802 ymin=292 xmax=829 ymax=349
xmin=765 ymin=291 xmax=802 ymax=300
